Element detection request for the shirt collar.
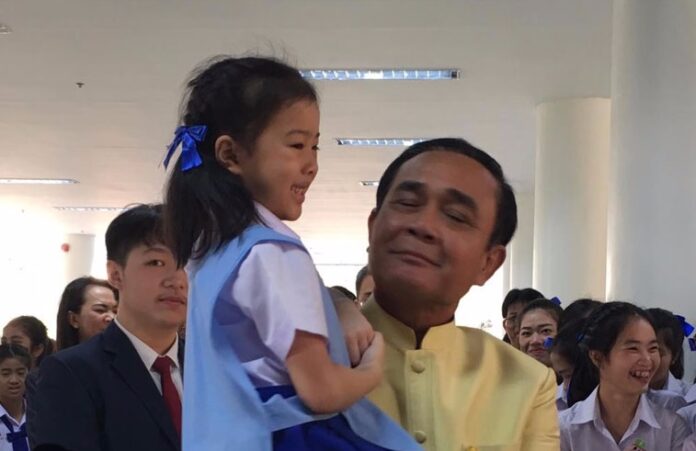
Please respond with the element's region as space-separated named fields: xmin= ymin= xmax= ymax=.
xmin=556 ymin=383 xmax=567 ymax=402
xmin=570 ymin=387 xmax=661 ymax=430
xmin=254 ymin=202 xmax=301 ymax=241
xmin=0 ymin=401 xmax=26 ymax=427
xmin=114 ymin=318 xmax=180 ymax=370
xmin=361 ymin=296 xmax=458 ymax=351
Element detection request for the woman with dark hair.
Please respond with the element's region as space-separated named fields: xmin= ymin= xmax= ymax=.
xmin=517 ymin=298 xmax=563 ymax=367
xmin=549 ymin=319 xmax=586 ymax=411
xmin=56 ymin=276 xmax=118 ymax=350
xmin=646 ymin=308 xmax=690 ymax=398
xmin=560 ymin=302 xmax=689 ymax=450
xmin=2 ymin=316 xmax=53 ymax=370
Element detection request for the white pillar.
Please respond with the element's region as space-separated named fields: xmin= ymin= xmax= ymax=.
xmin=62 ymin=233 xmax=95 ymax=283
xmin=608 ymin=0 xmax=696 ymax=379
xmin=509 ymin=192 xmax=535 ymax=289
xmin=533 ymin=98 xmax=611 ymax=301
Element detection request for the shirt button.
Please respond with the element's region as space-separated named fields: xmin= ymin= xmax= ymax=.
xmin=413 ymin=430 xmax=427 ymax=443
xmin=411 ymin=361 xmax=426 ymax=373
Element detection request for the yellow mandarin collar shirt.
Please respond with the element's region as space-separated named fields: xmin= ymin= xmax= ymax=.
xmin=363 ymin=297 xmax=560 ymax=451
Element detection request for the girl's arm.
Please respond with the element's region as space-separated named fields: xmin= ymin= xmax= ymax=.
xmin=285 ymin=330 xmax=384 ymax=414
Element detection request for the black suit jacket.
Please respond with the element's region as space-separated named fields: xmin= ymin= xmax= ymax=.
xmin=28 ymin=323 xmax=182 ymax=451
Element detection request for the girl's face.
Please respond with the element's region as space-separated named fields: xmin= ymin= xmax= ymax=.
xmin=550 ymin=351 xmax=574 ymax=390
xmin=594 ymin=318 xmax=660 ymax=396
xmin=2 ymin=324 xmax=43 ymax=367
xmin=518 ymin=309 xmax=557 ymax=366
xmin=69 ymin=285 xmax=118 ymax=343
xmin=0 ymin=357 xmax=28 ymax=401
xmin=650 ymin=330 xmax=673 ymax=389
xmin=235 ymin=100 xmax=320 ymax=221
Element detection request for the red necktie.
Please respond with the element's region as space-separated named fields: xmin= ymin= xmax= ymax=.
xmin=152 ymin=356 xmax=182 ymax=438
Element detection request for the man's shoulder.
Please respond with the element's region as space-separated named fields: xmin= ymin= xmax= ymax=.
xmin=456 ymin=326 xmax=553 ymax=379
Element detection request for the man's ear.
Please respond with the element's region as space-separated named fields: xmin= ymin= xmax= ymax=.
xmin=214 ymin=135 xmax=245 ymax=175
xmin=473 ymin=245 xmax=506 ymax=286
xmin=107 ymin=260 xmax=124 ymax=291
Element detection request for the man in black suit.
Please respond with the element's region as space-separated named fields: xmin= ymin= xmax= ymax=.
xmin=29 ymin=204 xmax=188 ymax=451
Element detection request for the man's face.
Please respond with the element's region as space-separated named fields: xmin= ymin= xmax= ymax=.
xmin=357 ymin=274 xmax=375 ymax=307
xmin=108 ymin=244 xmax=188 ymax=332
xmin=368 ymin=150 xmax=505 ymax=311
xmin=503 ymin=301 xmax=525 ymax=348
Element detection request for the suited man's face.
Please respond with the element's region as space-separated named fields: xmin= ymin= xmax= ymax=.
xmin=107 ymin=244 xmax=188 ymax=335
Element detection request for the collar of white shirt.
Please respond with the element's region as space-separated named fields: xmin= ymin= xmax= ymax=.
xmin=569 ymin=387 xmax=661 ymax=433
xmin=0 ymin=400 xmax=25 ymax=428
xmin=113 ymin=318 xmax=180 ymax=371
xmin=556 ymin=383 xmax=567 ymax=402
xmin=254 ymin=202 xmax=301 ymax=241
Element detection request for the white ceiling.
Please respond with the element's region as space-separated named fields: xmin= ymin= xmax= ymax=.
xmin=0 ymin=0 xmax=612 ymax=264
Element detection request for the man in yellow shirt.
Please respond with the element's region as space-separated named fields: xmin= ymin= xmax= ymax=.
xmin=360 ymin=138 xmax=559 ymax=451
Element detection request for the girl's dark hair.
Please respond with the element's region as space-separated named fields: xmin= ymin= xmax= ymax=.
xmin=164 ymin=56 xmax=318 ymax=266
xmin=646 ymin=308 xmax=685 ymax=379
xmin=518 ymin=298 xmax=563 ymax=327
xmin=501 ymin=287 xmax=544 ymax=318
xmin=550 ymin=318 xmax=587 ymax=368
xmin=56 ymin=276 xmax=118 ymax=351
xmin=559 ymin=298 xmax=603 ymax=328
xmin=567 ymin=302 xmax=655 ymax=407
xmin=0 ymin=344 xmax=31 ymax=370
xmin=5 ymin=316 xmax=54 ymax=368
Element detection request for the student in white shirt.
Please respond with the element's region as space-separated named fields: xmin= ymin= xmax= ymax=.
xmin=0 ymin=345 xmax=30 ymax=451
xmin=560 ymin=302 xmax=690 ymax=451
xmin=646 ymin=308 xmax=691 ymax=398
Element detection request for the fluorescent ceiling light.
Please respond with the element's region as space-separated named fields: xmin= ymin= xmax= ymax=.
xmin=0 ymin=178 xmax=78 ymax=185
xmin=0 ymin=23 xmax=12 ymax=35
xmin=300 ymin=69 xmax=459 ymax=81
xmin=54 ymin=206 xmax=124 ymax=212
xmin=336 ymin=138 xmax=427 ymax=147
xmin=360 ymin=181 xmax=379 ymax=187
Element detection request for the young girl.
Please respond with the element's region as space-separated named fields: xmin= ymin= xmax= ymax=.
xmin=1 ymin=317 xmax=53 ymax=370
xmin=163 ymin=56 xmax=419 ymax=450
xmin=0 ymin=344 xmax=30 ymax=451
xmin=518 ymin=298 xmax=563 ymax=367
xmin=561 ymin=302 xmax=690 ymax=451
xmin=646 ymin=308 xmax=691 ymax=397
xmin=549 ymin=318 xmax=586 ymax=411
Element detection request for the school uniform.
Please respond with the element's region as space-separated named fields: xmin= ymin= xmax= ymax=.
xmin=683 ymin=433 xmax=696 ymax=451
xmin=678 ymin=403 xmax=696 ymax=433
xmin=0 ymin=403 xmax=28 ymax=451
xmin=557 ymin=384 xmax=569 ymax=412
xmin=649 ymin=389 xmax=688 ymax=412
xmin=183 ymin=204 xmax=420 ymax=450
xmin=559 ymin=387 xmax=690 ymax=451
xmin=662 ymin=373 xmax=692 ymax=398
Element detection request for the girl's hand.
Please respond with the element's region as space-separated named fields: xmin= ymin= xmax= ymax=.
xmin=333 ymin=292 xmax=375 ymax=366
xmin=356 ymin=332 xmax=385 ymax=379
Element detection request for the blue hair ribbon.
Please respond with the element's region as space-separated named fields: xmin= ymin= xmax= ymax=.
xmin=550 ymin=297 xmax=562 ymax=306
xmin=543 ymin=337 xmax=554 ymax=349
xmin=675 ymin=314 xmax=695 ymax=337
xmin=163 ymin=125 xmax=207 ymax=171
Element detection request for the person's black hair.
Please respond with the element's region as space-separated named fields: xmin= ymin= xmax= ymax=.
xmin=163 ymin=56 xmax=318 ymax=266
xmin=519 ymin=298 xmax=563 ymax=327
xmin=559 ymin=298 xmax=603 ymax=328
xmin=5 ymin=316 xmax=54 ymax=368
xmin=550 ymin=318 xmax=587 ymax=369
xmin=106 ymin=204 xmax=164 ymax=266
xmin=567 ymin=302 xmax=655 ymax=407
xmin=375 ymin=137 xmax=517 ymax=248
xmin=646 ymin=308 xmax=685 ymax=379
xmin=331 ymin=286 xmax=356 ymax=301
xmin=501 ymin=287 xmax=544 ymax=318
xmin=355 ymin=265 xmax=371 ymax=295
xmin=0 ymin=344 xmax=31 ymax=370
xmin=56 ymin=276 xmax=118 ymax=351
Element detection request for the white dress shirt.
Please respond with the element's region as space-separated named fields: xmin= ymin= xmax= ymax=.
xmin=649 ymin=389 xmax=688 ymax=412
xmin=0 ymin=402 xmax=27 ymax=451
xmin=220 ymin=202 xmax=327 ymax=387
xmin=683 ymin=433 xmax=696 ymax=451
xmin=557 ymin=383 xmax=569 ymax=412
xmin=114 ymin=319 xmax=183 ymax=398
xmin=560 ymin=387 xmax=690 ymax=451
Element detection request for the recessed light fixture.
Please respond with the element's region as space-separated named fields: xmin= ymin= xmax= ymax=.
xmin=336 ymin=138 xmax=427 ymax=147
xmin=360 ymin=181 xmax=379 ymax=187
xmin=54 ymin=206 xmax=124 ymax=212
xmin=0 ymin=178 xmax=78 ymax=185
xmin=0 ymin=23 xmax=12 ymax=35
xmin=300 ymin=69 xmax=459 ymax=81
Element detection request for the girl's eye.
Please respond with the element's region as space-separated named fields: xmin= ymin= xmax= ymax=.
xmin=291 ymin=143 xmax=304 ymax=150
xmin=148 ymin=260 xmax=165 ymax=267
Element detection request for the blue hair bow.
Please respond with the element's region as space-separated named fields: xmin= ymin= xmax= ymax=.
xmin=163 ymin=125 xmax=207 ymax=171
xmin=675 ymin=315 xmax=695 ymax=337
xmin=550 ymin=297 xmax=562 ymax=306
xmin=543 ymin=337 xmax=554 ymax=349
